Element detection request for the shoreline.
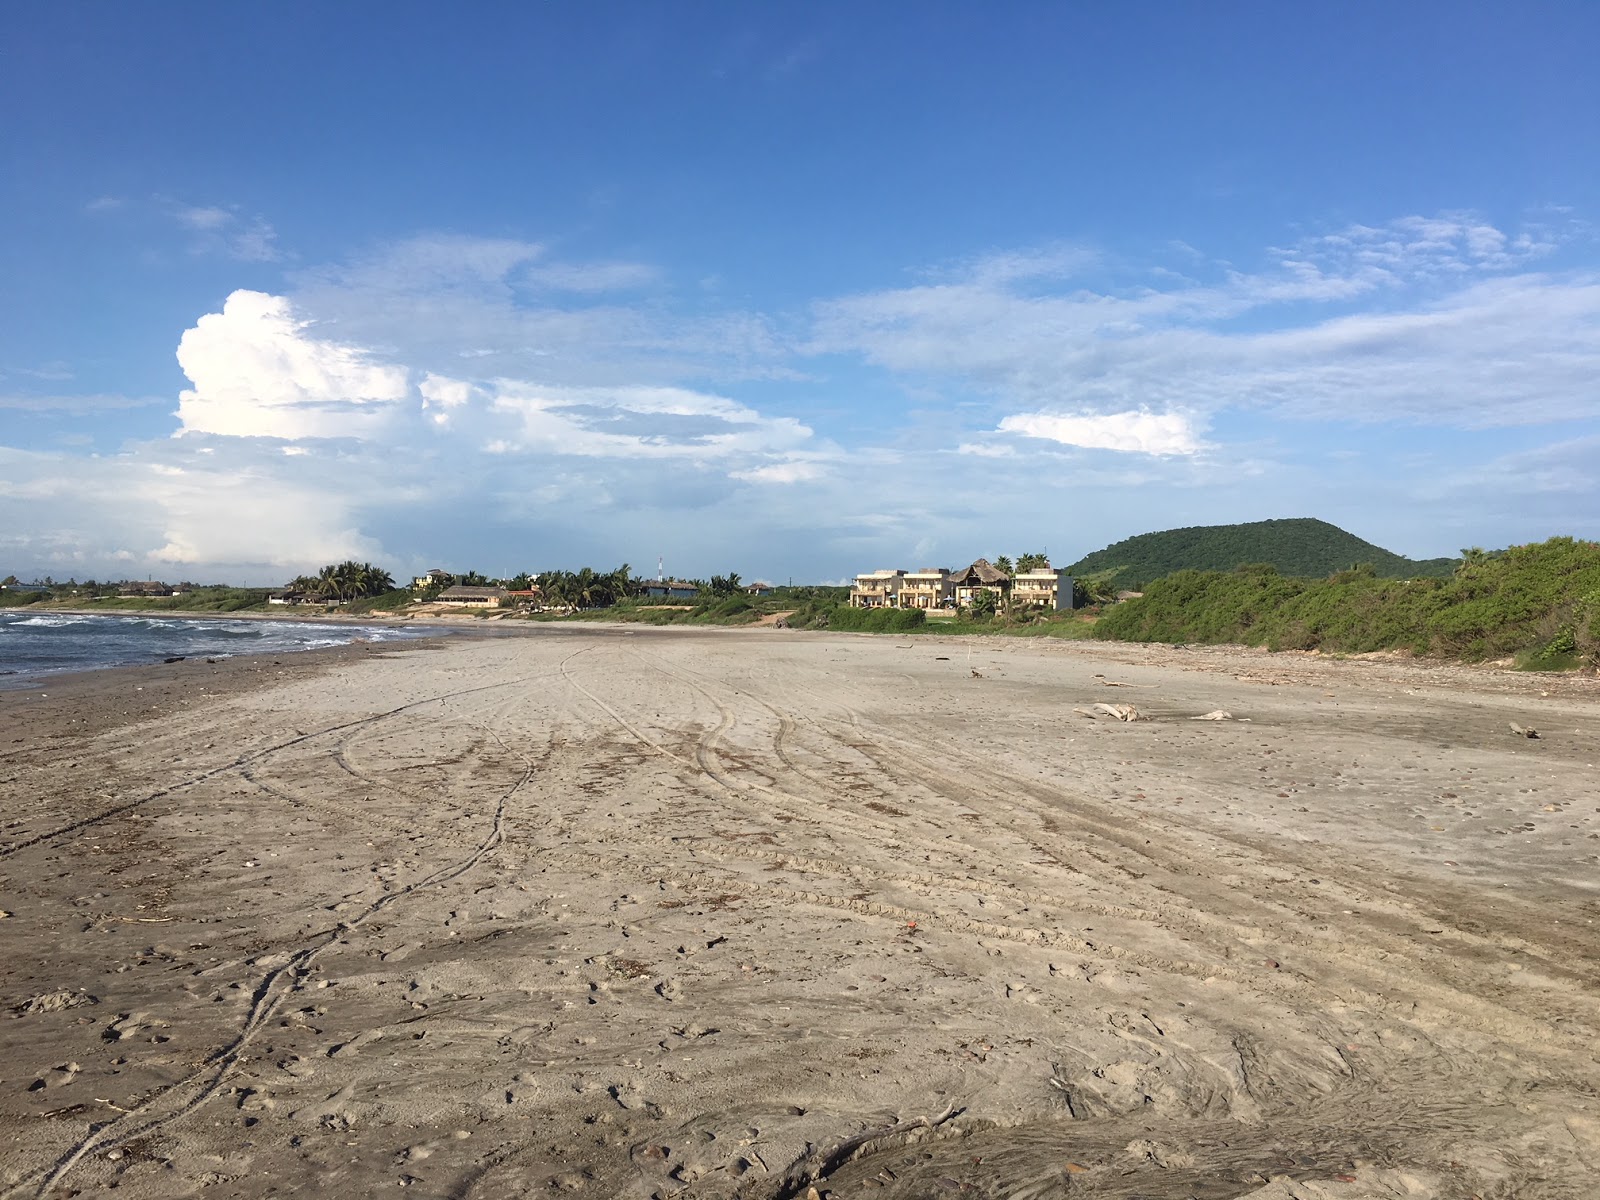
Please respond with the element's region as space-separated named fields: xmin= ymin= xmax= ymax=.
xmin=2 ymin=604 xmax=472 ymax=628
xmin=0 ymin=635 xmax=457 ymax=742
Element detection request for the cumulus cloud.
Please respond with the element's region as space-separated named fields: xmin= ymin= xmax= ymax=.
xmin=175 ymin=291 xmax=410 ymax=439
xmin=997 ymin=410 xmax=1204 ymax=456
xmin=143 ymin=455 xmax=383 ymax=566
xmin=0 ymin=441 xmax=387 ymax=575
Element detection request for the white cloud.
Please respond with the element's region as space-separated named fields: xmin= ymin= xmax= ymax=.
xmin=419 ymin=372 xmax=473 ymax=426
xmin=175 ymin=291 xmax=410 ymax=439
xmin=0 ymin=441 xmax=387 ymax=577
xmin=730 ymin=460 xmax=825 ymax=484
xmin=522 ymin=260 xmax=659 ymax=292
xmin=997 ymin=410 xmax=1204 ymax=456
xmin=290 ymin=234 xmax=791 ymax=389
xmin=161 ymin=200 xmax=280 ymax=261
xmin=175 ymin=205 xmax=232 ymax=231
xmin=486 ymin=381 xmax=814 ymax=462
xmin=144 ymin=457 xmax=382 ymax=566
xmin=1454 ymin=435 xmax=1600 ymax=498
xmin=813 ymin=213 xmax=1600 ymax=433
xmin=0 ymin=393 xmax=162 ymax=413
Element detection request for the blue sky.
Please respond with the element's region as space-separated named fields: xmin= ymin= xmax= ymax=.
xmin=3 ymin=3 xmax=1598 ymax=584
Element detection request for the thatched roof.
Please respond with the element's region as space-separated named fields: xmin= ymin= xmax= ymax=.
xmin=950 ymin=558 xmax=1010 ymax=586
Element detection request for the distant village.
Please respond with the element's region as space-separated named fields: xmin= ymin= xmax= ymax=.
xmin=2 ymin=554 xmax=1104 ymax=618
xmin=268 ymin=566 xmax=783 ymax=611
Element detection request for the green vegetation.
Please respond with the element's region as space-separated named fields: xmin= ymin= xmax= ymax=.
xmin=0 ymin=584 xmax=273 ymax=611
xmin=784 ymin=602 xmax=926 ymax=632
xmin=287 ymin=561 xmax=395 ymax=602
xmin=966 ymin=588 xmax=999 ymax=619
xmin=536 ymin=565 xmax=634 ymax=609
xmin=529 ymin=583 xmax=847 ymax=628
xmin=1093 ymin=537 xmax=1600 ymax=668
xmin=1066 ymin=518 xmax=1456 ymax=590
xmin=343 ymin=588 xmax=417 ymax=614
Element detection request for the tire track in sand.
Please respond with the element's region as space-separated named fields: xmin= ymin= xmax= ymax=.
xmin=2 ymin=669 xmax=560 ymax=1200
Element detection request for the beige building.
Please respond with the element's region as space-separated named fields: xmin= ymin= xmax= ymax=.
xmin=435 ymin=585 xmax=509 ymax=608
xmin=848 ymin=569 xmax=905 ymax=608
xmin=897 ymin=568 xmax=953 ymax=609
xmin=1012 ymin=567 xmax=1071 ymax=609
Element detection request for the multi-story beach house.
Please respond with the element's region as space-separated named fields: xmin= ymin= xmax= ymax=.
xmin=412 ymin=568 xmax=452 ymax=590
xmin=896 ymin=568 xmax=953 ymax=609
xmin=848 ymin=569 xmax=906 ymax=608
xmin=947 ymin=559 xmax=1013 ymax=608
xmin=1012 ymin=566 xmax=1076 ymax=610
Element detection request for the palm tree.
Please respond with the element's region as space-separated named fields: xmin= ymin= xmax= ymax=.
xmin=317 ymin=564 xmax=342 ymax=601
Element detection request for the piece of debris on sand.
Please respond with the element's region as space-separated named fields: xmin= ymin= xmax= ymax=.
xmin=1072 ymin=702 xmax=1144 ymax=722
xmin=1190 ymin=710 xmax=1242 ymax=721
xmin=1509 ymin=723 xmax=1541 ymax=739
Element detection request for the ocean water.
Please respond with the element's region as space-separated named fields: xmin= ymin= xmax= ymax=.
xmin=0 ymin=611 xmax=436 ymax=687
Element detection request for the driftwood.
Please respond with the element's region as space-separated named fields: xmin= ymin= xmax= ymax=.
xmin=1072 ymin=702 xmax=1143 ymax=722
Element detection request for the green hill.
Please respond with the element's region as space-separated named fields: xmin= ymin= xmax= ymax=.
xmin=1092 ymin=536 xmax=1600 ymax=667
xmin=1065 ymin=518 xmax=1456 ymax=588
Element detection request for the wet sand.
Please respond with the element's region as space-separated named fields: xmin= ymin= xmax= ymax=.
xmin=2 ymin=627 xmax=1598 ymax=1199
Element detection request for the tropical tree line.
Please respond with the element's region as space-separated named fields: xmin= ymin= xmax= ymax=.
xmin=289 ymin=561 xmax=396 ymax=602
xmin=536 ymin=564 xmax=634 ymax=609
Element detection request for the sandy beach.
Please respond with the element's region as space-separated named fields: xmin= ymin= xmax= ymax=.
xmin=2 ymin=626 xmax=1598 ymax=1199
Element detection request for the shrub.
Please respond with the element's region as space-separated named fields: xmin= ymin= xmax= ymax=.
xmin=788 ymin=603 xmax=926 ymax=633
xmin=1093 ymin=537 xmax=1600 ymax=668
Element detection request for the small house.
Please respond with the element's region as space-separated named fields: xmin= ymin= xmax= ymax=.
xmin=640 ymin=580 xmax=700 ymax=600
xmin=436 ymin=585 xmax=509 ymax=608
xmin=947 ymin=560 xmax=1011 ymax=609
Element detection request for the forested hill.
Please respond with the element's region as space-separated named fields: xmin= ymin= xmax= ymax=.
xmin=1065 ymin=518 xmax=1456 ymax=587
